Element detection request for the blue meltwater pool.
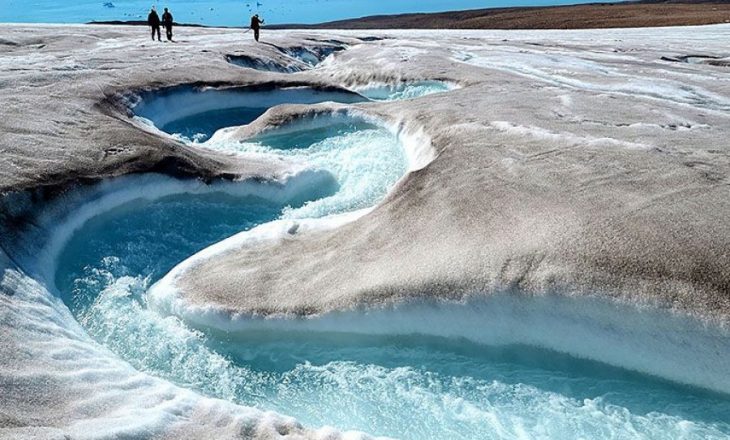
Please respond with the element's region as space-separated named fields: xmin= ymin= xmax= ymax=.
xmin=37 ymin=88 xmax=730 ymax=439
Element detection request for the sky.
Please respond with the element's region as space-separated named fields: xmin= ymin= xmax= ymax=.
xmin=0 ymin=0 xmax=605 ymax=26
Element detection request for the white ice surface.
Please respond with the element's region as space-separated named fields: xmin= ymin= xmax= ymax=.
xmin=3 ymin=23 xmax=730 ymax=440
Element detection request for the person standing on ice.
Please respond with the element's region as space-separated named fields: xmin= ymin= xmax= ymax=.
xmin=148 ymin=6 xmax=161 ymax=42
xmin=250 ymin=14 xmax=264 ymax=42
xmin=161 ymin=7 xmax=174 ymax=41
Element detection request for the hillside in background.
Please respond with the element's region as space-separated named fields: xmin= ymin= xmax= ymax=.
xmin=269 ymin=1 xmax=730 ymax=29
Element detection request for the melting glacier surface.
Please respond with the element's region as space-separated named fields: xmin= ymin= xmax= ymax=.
xmin=52 ymin=219 xmax=730 ymax=440
xmin=5 ymin=86 xmax=730 ymax=439
xmin=43 ymin=179 xmax=730 ymax=439
xmin=131 ymin=82 xmax=455 ymax=144
xmin=131 ymin=85 xmax=367 ymax=142
xmin=454 ymin=48 xmax=730 ymax=112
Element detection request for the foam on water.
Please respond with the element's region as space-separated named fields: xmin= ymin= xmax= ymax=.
xmin=203 ymin=117 xmax=407 ymax=219
xmin=40 ymin=244 xmax=730 ymax=440
xmin=4 ymin=80 xmax=730 ymax=439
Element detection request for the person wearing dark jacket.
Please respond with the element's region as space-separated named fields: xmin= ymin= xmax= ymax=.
xmin=161 ymin=8 xmax=174 ymax=41
xmin=250 ymin=14 xmax=263 ymax=42
xmin=148 ymin=7 xmax=161 ymax=41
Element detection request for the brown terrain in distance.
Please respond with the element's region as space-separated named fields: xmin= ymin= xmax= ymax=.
xmin=269 ymin=1 xmax=730 ymax=29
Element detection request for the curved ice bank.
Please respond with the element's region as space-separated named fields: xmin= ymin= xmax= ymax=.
xmin=17 ymin=171 xmax=337 ymax=284
xmin=0 ymin=112 xmax=413 ymax=438
xmin=144 ymin=317 xmax=720 ymax=439
xmin=129 ymin=84 xmax=367 ymax=142
xmin=155 ymin=291 xmax=730 ymax=397
xmin=128 ymin=81 xmax=456 ymax=143
xmin=207 ymin=109 xmax=434 ymax=172
xmin=28 ymin=175 xmax=730 ymax=439
xmin=150 ymin=111 xmax=429 ymax=296
xmin=0 ymin=177 xmax=378 ymax=440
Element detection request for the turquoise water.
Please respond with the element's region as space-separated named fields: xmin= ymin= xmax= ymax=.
xmin=52 ymin=188 xmax=730 ymax=439
xmin=133 ymin=84 xmax=448 ymax=143
xmin=213 ymin=121 xmax=408 ymax=218
xmin=1 ymin=0 xmax=616 ymax=26
xmin=46 ymin=93 xmax=730 ymax=439
xmin=162 ymin=107 xmax=269 ymax=142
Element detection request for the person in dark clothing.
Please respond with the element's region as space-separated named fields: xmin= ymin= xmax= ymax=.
xmin=148 ymin=7 xmax=161 ymax=42
xmin=161 ymin=8 xmax=174 ymax=41
xmin=250 ymin=14 xmax=264 ymax=42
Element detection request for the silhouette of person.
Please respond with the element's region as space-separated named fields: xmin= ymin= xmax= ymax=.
xmin=148 ymin=7 xmax=161 ymax=41
xmin=250 ymin=14 xmax=264 ymax=42
xmin=161 ymin=7 xmax=174 ymax=41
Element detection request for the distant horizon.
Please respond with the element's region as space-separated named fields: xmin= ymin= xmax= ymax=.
xmin=0 ymin=0 xmax=622 ymax=26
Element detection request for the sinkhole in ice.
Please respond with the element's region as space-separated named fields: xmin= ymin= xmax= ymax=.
xmin=226 ymin=53 xmax=303 ymax=73
xmin=8 ymin=91 xmax=729 ymax=439
xmin=227 ymin=45 xmax=346 ymax=73
xmin=282 ymin=45 xmax=346 ymax=68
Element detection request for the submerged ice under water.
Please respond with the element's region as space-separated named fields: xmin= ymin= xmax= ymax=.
xmin=42 ymin=91 xmax=730 ymax=439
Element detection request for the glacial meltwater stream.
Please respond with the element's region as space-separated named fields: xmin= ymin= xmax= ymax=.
xmin=15 ymin=84 xmax=730 ymax=439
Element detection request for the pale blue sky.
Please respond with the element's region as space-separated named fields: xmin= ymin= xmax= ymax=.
xmin=1 ymin=0 xmax=609 ymax=26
